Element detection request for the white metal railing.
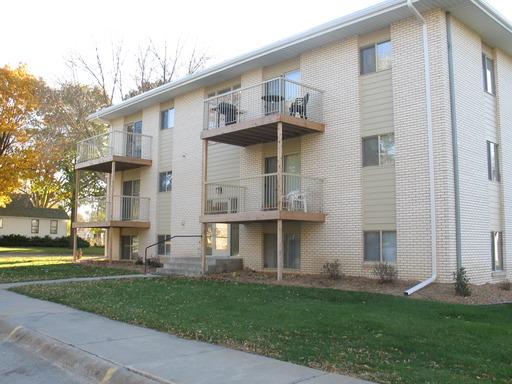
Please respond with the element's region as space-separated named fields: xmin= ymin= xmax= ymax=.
xmin=204 ymin=78 xmax=323 ymax=130
xmin=76 ymin=131 xmax=153 ymax=164
xmin=204 ymin=173 xmax=323 ymax=215
xmin=77 ymin=195 xmax=150 ymax=223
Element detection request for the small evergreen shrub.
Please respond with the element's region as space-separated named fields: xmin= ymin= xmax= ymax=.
xmin=321 ymin=259 xmax=342 ymax=280
xmin=372 ymin=262 xmax=398 ymax=284
xmin=453 ymin=267 xmax=471 ymax=297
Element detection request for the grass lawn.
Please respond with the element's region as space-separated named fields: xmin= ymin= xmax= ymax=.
xmin=0 ymin=256 xmax=140 ymax=283
xmin=0 ymin=246 xmax=105 ymax=256
xmin=11 ymin=277 xmax=512 ymax=383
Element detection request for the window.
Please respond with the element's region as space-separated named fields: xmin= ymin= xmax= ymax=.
xmin=31 ymin=219 xmax=39 ymax=234
xmin=264 ymin=233 xmax=301 ymax=269
xmin=482 ymin=54 xmax=495 ymax=95
xmin=50 ymin=220 xmax=58 ymax=234
xmin=361 ymin=41 xmax=392 ymax=75
xmin=161 ymin=108 xmax=175 ymax=129
xmin=363 ymin=134 xmax=395 ymax=166
xmin=159 ymin=171 xmax=172 ymax=192
xmin=491 ymin=232 xmax=503 ymax=271
xmin=0 ymin=218 xmax=3 ymax=228
xmin=158 ymin=235 xmax=171 ymax=256
xmin=364 ymin=231 xmax=397 ymax=262
xmin=487 ymin=141 xmax=500 ymax=181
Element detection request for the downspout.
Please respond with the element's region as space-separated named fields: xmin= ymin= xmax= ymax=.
xmin=446 ymin=12 xmax=463 ymax=270
xmin=404 ymin=0 xmax=437 ymax=295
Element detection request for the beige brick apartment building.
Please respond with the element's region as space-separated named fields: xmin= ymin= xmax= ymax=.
xmin=74 ymin=0 xmax=512 ymax=290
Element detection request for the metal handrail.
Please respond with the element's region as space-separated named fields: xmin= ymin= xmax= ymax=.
xmin=144 ymin=235 xmax=202 ymax=274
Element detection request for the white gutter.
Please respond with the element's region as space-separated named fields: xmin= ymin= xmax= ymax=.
xmin=404 ymin=0 xmax=437 ymax=295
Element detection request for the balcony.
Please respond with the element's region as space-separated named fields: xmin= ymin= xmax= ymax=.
xmin=201 ymin=78 xmax=324 ymax=146
xmin=73 ymin=195 xmax=150 ymax=228
xmin=200 ymin=173 xmax=325 ymax=223
xmin=76 ymin=131 xmax=153 ymax=172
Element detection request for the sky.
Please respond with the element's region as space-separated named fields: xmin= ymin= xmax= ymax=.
xmin=2 ymin=0 xmax=512 ymax=85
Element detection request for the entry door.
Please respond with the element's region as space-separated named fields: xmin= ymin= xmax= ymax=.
xmin=264 ymin=154 xmax=301 ymax=209
xmin=122 ymin=180 xmax=140 ymax=221
xmin=121 ymin=235 xmax=139 ymax=260
xmin=206 ymin=223 xmax=239 ymax=257
xmin=125 ymin=121 xmax=142 ymax=158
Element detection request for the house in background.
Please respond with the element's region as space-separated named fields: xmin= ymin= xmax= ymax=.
xmin=0 ymin=195 xmax=69 ymax=238
xmin=74 ymin=0 xmax=512 ymax=290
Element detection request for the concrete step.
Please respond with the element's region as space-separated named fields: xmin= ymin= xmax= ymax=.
xmin=156 ymin=257 xmax=243 ymax=277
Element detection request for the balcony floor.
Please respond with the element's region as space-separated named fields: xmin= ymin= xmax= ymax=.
xmin=76 ymin=155 xmax=152 ymax=173
xmin=72 ymin=220 xmax=151 ymax=229
xmin=200 ymin=210 xmax=326 ymax=223
xmin=200 ymin=114 xmax=325 ymax=147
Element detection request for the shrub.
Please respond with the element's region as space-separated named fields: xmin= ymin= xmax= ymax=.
xmin=497 ymin=280 xmax=511 ymax=291
xmin=146 ymin=256 xmax=163 ymax=268
xmin=321 ymin=259 xmax=342 ymax=280
xmin=453 ymin=267 xmax=471 ymax=297
xmin=0 ymin=235 xmax=90 ymax=248
xmin=372 ymin=262 xmax=398 ymax=284
xmin=134 ymin=256 xmax=144 ymax=265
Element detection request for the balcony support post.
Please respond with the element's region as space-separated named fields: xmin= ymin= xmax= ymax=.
xmin=73 ymin=170 xmax=80 ymax=262
xmin=201 ymin=140 xmax=209 ymax=275
xmin=277 ymin=123 xmax=283 ymax=281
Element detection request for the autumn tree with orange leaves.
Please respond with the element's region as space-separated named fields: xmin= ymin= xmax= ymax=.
xmin=0 ymin=65 xmax=43 ymax=207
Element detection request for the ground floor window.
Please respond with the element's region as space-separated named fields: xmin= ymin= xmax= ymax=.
xmin=264 ymin=233 xmax=301 ymax=269
xmin=31 ymin=219 xmax=39 ymax=234
xmin=491 ymin=231 xmax=503 ymax=271
xmin=50 ymin=220 xmax=58 ymax=234
xmin=121 ymin=235 xmax=139 ymax=260
xmin=157 ymin=235 xmax=171 ymax=256
xmin=364 ymin=231 xmax=397 ymax=262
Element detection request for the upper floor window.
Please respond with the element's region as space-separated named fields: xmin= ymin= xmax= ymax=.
xmin=161 ymin=108 xmax=175 ymax=130
xmin=487 ymin=141 xmax=500 ymax=182
xmin=159 ymin=171 xmax=172 ymax=192
xmin=50 ymin=220 xmax=58 ymax=235
xmin=31 ymin=219 xmax=39 ymax=234
xmin=482 ymin=54 xmax=495 ymax=95
xmin=360 ymin=41 xmax=392 ymax=75
xmin=363 ymin=133 xmax=395 ymax=166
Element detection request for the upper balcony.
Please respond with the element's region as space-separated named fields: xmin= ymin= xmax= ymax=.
xmin=200 ymin=173 xmax=325 ymax=223
xmin=76 ymin=131 xmax=153 ymax=172
xmin=73 ymin=195 xmax=150 ymax=229
xmin=201 ymin=78 xmax=324 ymax=146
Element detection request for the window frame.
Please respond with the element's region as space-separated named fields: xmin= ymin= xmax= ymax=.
xmin=360 ymin=40 xmax=392 ymax=75
xmin=31 ymin=219 xmax=39 ymax=234
xmin=491 ymin=231 xmax=503 ymax=271
xmin=364 ymin=231 xmax=397 ymax=262
xmin=487 ymin=141 xmax=500 ymax=182
xmin=0 ymin=217 xmax=3 ymax=228
xmin=50 ymin=220 xmax=58 ymax=235
xmin=161 ymin=108 xmax=175 ymax=130
xmin=362 ymin=133 xmax=395 ymax=167
xmin=159 ymin=171 xmax=173 ymax=192
xmin=482 ymin=54 xmax=496 ymax=95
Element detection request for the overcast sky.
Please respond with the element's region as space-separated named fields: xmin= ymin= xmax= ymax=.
xmin=2 ymin=0 xmax=511 ymax=85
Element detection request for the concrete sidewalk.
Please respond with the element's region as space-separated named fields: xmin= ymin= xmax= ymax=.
xmin=0 ymin=278 xmax=375 ymax=384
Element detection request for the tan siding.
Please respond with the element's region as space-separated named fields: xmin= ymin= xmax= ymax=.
xmin=207 ymin=143 xmax=240 ymax=182
xmin=360 ymin=70 xmax=394 ymax=136
xmin=484 ymin=93 xmax=497 ymax=142
xmin=158 ymin=129 xmax=173 ymax=171
xmin=363 ymin=166 xmax=396 ymax=230
xmin=157 ymin=193 xmax=172 ymax=233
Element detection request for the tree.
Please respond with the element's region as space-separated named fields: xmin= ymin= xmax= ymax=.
xmin=67 ymin=37 xmax=212 ymax=102
xmin=0 ymin=65 xmax=43 ymax=207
